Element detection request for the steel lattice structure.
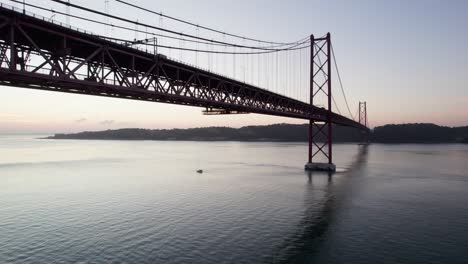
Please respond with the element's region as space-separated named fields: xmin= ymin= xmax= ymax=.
xmin=308 ymin=34 xmax=334 ymax=165
xmin=359 ymin=101 xmax=368 ymax=127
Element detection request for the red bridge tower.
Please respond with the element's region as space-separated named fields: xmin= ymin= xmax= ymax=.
xmin=305 ymin=33 xmax=336 ymax=172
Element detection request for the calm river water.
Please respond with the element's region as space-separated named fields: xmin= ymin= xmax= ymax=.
xmin=0 ymin=135 xmax=467 ymax=263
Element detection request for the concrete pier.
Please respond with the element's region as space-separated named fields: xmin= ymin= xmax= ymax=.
xmin=304 ymin=162 xmax=336 ymax=172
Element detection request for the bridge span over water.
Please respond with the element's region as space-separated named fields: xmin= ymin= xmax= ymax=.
xmin=0 ymin=2 xmax=369 ymax=171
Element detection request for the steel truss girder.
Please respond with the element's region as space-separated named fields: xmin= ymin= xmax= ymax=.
xmin=0 ymin=6 xmax=367 ymax=128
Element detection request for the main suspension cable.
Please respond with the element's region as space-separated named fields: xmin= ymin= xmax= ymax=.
xmin=101 ymin=35 xmax=311 ymax=55
xmin=330 ymin=41 xmax=355 ymax=120
xmin=48 ymin=0 xmax=308 ymax=51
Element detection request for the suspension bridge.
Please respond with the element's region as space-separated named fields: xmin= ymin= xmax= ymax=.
xmin=0 ymin=0 xmax=369 ymax=172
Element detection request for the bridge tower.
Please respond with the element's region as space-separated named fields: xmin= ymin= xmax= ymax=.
xmin=359 ymin=101 xmax=370 ymax=143
xmin=305 ymin=33 xmax=336 ymax=172
xmin=359 ymin=102 xmax=367 ymax=127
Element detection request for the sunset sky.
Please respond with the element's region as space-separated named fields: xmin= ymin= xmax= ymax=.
xmin=1 ymin=0 xmax=467 ymax=133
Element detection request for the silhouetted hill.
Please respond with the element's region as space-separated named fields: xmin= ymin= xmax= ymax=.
xmin=47 ymin=123 xmax=468 ymax=143
xmin=371 ymin=123 xmax=468 ymax=143
xmin=47 ymin=124 xmax=362 ymax=142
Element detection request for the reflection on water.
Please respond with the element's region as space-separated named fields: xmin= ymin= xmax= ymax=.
xmin=0 ymin=136 xmax=467 ymax=264
xmin=271 ymin=145 xmax=368 ymax=263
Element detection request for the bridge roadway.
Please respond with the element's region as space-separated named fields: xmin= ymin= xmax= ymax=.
xmin=0 ymin=5 xmax=367 ymax=130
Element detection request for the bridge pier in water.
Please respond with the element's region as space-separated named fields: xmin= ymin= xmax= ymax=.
xmin=304 ymin=33 xmax=336 ymax=172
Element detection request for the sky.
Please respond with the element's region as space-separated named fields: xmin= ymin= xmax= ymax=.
xmin=1 ymin=0 xmax=467 ymax=133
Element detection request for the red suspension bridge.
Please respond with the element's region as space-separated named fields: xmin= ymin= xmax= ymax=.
xmin=0 ymin=1 xmax=369 ymax=171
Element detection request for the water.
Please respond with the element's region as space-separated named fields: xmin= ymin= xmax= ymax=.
xmin=0 ymin=135 xmax=467 ymax=263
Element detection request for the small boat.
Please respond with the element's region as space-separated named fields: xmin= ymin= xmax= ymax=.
xmin=196 ymin=169 xmax=203 ymax=174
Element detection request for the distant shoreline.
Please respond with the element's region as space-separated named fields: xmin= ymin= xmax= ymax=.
xmin=45 ymin=123 xmax=468 ymax=144
xmin=41 ymin=138 xmax=468 ymax=145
